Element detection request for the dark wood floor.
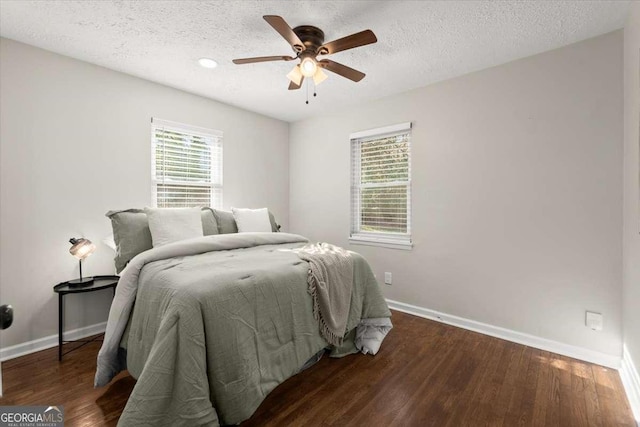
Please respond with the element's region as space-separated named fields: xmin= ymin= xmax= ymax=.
xmin=0 ymin=311 xmax=634 ymax=426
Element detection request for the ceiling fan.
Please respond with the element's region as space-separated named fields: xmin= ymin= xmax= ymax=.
xmin=232 ymin=15 xmax=377 ymax=93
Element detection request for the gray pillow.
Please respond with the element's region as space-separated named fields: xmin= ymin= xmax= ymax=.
xmin=212 ymin=209 xmax=238 ymax=234
xmin=213 ymin=209 xmax=280 ymax=234
xmin=268 ymin=211 xmax=280 ymax=232
xmin=107 ymin=207 xmax=219 ymax=273
xmin=201 ymin=208 xmax=220 ymax=235
xmin=106 ymin=209 xmax=152 ymax=274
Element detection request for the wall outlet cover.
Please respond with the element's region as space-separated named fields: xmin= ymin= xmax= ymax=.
xmin=384 ymin=272 xmax=392 ymax=285
xmin=585 ymin=311 xmax=603 ymax=331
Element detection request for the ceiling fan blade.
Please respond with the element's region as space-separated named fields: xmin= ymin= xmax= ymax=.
xmin=318 ymin=30 xmax=377 ymax=55
xmin=233 ymin=55 xmax=295 ymax=64
xmin=318 ymin=59 xmax=366 ymax=82
xmin=288 ymin=77 xmax=304 ymax=90
xmin=263 ymin=15 xmax=305 ymax=51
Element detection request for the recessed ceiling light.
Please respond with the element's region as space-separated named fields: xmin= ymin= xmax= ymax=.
xmin=198 ymin=58 xmax=218 ymax=69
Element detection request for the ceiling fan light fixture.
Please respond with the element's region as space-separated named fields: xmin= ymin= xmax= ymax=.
xmin=286 ymin=65 xmax=303 ymax=86
xmin=312 ymin=68 xmax=328 ymax=85
xmin=300 ymin=57 xmax=317 ymax=77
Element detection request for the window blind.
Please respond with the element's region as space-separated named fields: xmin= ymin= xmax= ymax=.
xmin=151 ymin=118 xmax=223 ymax=208
xmin=350 ymin=122 xmax=412 ymax=248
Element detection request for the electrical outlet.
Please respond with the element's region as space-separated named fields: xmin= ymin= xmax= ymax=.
xmin=384 ymin=272 xmax=392 ymax=285
xmin=586 ymin=311 xmax=603 ymax=331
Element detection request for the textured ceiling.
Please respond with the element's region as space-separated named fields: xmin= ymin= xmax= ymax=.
xmin=0 ymin=1 xmax=631 ymax=122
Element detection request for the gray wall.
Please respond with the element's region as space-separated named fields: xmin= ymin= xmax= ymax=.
xmin=0 ymin=38 xmax=289 ymax=349
xmin=289 ymin=31 xmax=624 ymax=357
xmin=623 ymin=3 xmax=640 ymax=369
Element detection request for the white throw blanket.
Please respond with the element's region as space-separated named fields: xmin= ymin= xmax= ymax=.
xmin=356 ymin=317 xmax=393 ymax=355
xmin=295 ymin=242 xmax=354 ymax=346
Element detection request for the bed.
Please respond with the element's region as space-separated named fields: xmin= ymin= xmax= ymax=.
xmin=94 ymin=225 xmax=392 ymax=426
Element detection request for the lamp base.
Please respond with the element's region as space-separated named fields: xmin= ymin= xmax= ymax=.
xmin=68 ymin=277 xmax=94 ymax=287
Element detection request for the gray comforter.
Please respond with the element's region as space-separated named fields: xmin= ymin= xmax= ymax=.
xmin=95 ymin=232 xmax=391 ymax=426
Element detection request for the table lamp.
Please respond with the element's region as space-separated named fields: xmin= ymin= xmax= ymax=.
xmin=69 ymin=237 xmax=96 ymax=286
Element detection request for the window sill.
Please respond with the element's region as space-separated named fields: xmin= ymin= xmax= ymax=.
xmin=348 ymin=235 xmax=413 ymax=251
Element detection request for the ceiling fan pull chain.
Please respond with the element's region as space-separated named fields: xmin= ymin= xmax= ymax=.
xmin=306 ymin=79 xmax=309 ymax=104
xmin=313 ymin=80 xmax=317 ymax=98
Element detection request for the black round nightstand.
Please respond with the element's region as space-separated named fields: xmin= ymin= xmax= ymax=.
xmin=53 ymin=275 xmax=118 ymax=361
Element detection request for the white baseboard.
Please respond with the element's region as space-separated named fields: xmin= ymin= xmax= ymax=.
xmin=0 ymin=322 xmax=106 ymax=362
xmin=386 ymin=299 xmax=621 ymax=369
xmin=620 ymin=344 xmax=640 ymax=424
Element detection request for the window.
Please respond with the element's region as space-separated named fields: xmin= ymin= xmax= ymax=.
xmin=151 ymin=118 xmax=223 ymax=208
xmin=350 ymin=122 xmax=412 ymax=249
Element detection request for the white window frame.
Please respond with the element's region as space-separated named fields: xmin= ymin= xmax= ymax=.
xmin=349 ymin=122 xmax=412 ymax=250
xmin=151 ymin=118 xmax=223 ymax=208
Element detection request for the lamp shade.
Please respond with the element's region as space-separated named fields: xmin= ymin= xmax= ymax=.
xmin=286 ymin=65 xmax=303 ymax=86
xmin=300 ymin=57 xmax=317 ymax=77
xmin=69 ymin=238 xmax=96 ymax=260
xmin=312 ymin=68 xmax=328 ymax=85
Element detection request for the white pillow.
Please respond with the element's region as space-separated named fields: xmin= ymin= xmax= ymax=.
xmin=231 ymin=207 xmax=272 ymax=233
xmin=144 ymin=207 xmax=203 ymax=247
